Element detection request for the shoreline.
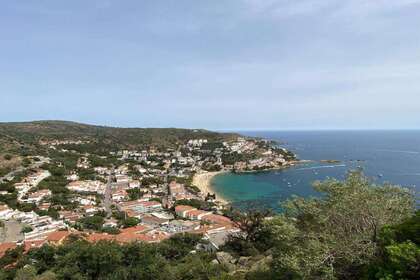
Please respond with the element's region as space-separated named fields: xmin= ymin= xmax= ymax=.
xmin=192 ymin=161 xmax=308 ymax=206
xmin=192 ymin=171 xmax=229 ymax=205
xmin=192 ymin=160 xmax=309 ymax=205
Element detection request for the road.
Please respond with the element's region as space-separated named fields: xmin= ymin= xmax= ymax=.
xmin=103 ymin=171 xmax=114 ymax=217
xmin=0 ymin=220 xmax=24 ymax=243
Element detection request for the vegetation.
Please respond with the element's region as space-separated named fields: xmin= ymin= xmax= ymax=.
xmin=225 ymin=171 xmax=416 ymax=279
xmin=20 ymin=225 xmax=33 ymax=234
xmin=77 ymin=215 xmax=105 ymax=231
xmin=366 ymin=211 xmax=420 ymax=279
xmin=0 ymin=121 xmax=239 ymax=153
xmin=0 ymin=233 xmax=232 ymax=280
xmin=38 ymin=165 xmax=74 ymax=208
xmin=174 ymin=199 xmax=216 ymax=211
xmin=126 ymin=188 xmax=144 ymax=201
xmin=0 ymin=172 xmax=417 ymax=280
xmin=3 ymin=154 xmax=12 ymax=161
xmin=221 ymin=152 xmax=256 ymax=165
xmin=120 ymin=217 xmax=140 ymax=228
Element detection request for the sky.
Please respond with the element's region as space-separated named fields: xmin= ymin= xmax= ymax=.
xmin=1 ymin=0 xmax=420 ymax=130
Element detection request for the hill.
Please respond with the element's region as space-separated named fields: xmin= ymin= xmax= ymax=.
xmin=0 ymin=120 xmax=240 ymax=155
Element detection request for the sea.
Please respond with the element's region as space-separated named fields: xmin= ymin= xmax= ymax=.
xmin=211 ymin=130 xmax=420 ymax=212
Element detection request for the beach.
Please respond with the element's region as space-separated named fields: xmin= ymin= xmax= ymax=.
xmin=192 ymin=171 xmax=229 ymax=204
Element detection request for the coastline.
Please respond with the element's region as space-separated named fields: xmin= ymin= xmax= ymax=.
xmin=192 ymin=171 xmax=229 ymax=205
xmin=191 ymin=161 xmax=308 ymax=206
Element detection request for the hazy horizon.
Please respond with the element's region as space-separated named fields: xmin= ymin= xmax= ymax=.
xmin=2 ymin=1 xmax=420 ymax=130
xmin=2 ymin=119 xmax=420 ymax=132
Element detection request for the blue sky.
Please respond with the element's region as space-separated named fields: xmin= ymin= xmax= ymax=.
xmin=1 ymin=0 xmax=420 ymax=130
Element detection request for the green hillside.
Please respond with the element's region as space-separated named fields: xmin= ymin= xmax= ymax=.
xmin=0 ymin=120 xmax=239 ymax=155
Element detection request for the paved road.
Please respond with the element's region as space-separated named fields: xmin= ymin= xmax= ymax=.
xmin=103 ymin=171 xmax=114 ymax=217
xmin=0 ymin=220 xmax=24 ymax=243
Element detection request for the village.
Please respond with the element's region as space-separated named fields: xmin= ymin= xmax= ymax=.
xmin=0 ymin=136 xmax=296 ymax=257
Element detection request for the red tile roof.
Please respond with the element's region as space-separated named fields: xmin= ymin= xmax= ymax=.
xmin=0 ymin=242 xmax=17 ymax=258
xmin=175 ymin=205 xmax=196 ymax=213
xmin=47 ymin=230 xmax=71 ymax=243
xmin=186 ymin=210 xmax=210 ymax=218
xmin=24 ymin=240 xmax=46 ymax=252
xmin=202 ymin=214 xmax=234 ymax=226
xmin=87 ymin=233 xmax=115 ymax=243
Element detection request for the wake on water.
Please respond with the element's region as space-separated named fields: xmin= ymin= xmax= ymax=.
xmin=295 ymin=164 xmax=346 ymax=171
xmin=375 ymin=149 xmax=420 ymax=155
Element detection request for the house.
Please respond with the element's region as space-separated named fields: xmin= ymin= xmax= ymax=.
xmin=202 ymin=214 xmax=234 ymax=226
xmin=67 ymin=180 xmax=105 ymax=194
xmin=59 ymin=211 xmax=81 ymax=223
xmin=120 ymin=200 xmax=162 ymax=216
xmin=161 ymin=220 xmax=200 ymax=234
xmin=38 ymin=203 xmax=51 ymax=211
xmin=185 ymin=210 xmax=212 ymax=221
xmin=129 ymin=180 xmax=140 ymax=189
xmin=87 ymin=233 xmax=115 ymax=243
xmin=111 ymin=189 xmax=127 ymax=202
xmin=26 ymin=170 xmax=51 ymax=186
xmin=94 ymin=167 xmax=109 ymax=175
xmin=141 ymin=214 xmax=169 ymax=227
xmin=103 ymin=219 xmax=118 ymax=228
xmin=46 ymin=230 xmax=72 ymax=246
xmin=0 ymin=242 xmax=17 ymax=258
xmin=115 ymin=174 xmax=130 ymax=184
xmin=174 ymin=205 xmax=196 ymax=218
xmin=22 ymin=189 xmax=51 ymax=204
xmin=66 ymin=174 xmax=79 ymax=181
xmin=115 ymin=228 xmax=169 ymax=244
xmin=14 ymin=182 xmax=28 ymax=191
xmin=169 ymin=181 xmax=187 ymax=197
xmin=24 ymin=240 xmax=47 ymax=252
xmin=72 ymin=196 xmax=95 ymax=206
xmin=23 ymin=216 xmax=67 ymax=241
xmin=0 ymin=204 xmax=14 ymax=220
xmin=83 ymin=205 xmax=103 ymax=216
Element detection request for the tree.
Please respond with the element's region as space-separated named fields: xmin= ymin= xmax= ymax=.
xmin=126 ymin=188 xmax=144 ymax=201
xmin=35 ymin=271 xmax=58 ymax=280
xmin=14 ymin=265 xmax=37 ymax=280
xmin=102 ymin=226 xmax=120 ymax=235
xmin=120 ymin=217 xmax=140 ymax=228
xmin=366 ymin=210 xmax=420 ymax=279
xmin=223 ymin=209 xmax=273 ymax=256
xmin=28 ymin=245 xmax=57 ymax=274
xmin=267 ymin=171 xmax=415 ymax=279
xmin=78 ymin=215 xmax=104 ymax=231
xmin=169 ymin=252 xmax=231 ymax=280
xmin=174 ymin=199 xmax=215 ymax=211
xmin=158 ymin=233 xmax=202 ymax=260
xmin=4 ymin=154 xmax=12 ymax=160
xmin=21 ymin=225 xmax=33 ymax=233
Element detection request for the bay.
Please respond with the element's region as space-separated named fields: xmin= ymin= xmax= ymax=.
xmin=212 ymin=130 xmax=420 ymax=211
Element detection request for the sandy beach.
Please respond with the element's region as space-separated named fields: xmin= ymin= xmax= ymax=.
xmin=192 ymin=171 xmax=229 ymax=204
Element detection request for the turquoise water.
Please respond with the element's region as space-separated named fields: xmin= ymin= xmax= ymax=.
xmin=212 ymin=131 xmax=420 ymax=211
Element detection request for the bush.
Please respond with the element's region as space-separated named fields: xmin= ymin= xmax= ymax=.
xmin=102 ymin=226 xmax=121 ymax=235
xmin=120 ymin=217 xmax=140 ymax=228
xmin=21 ymin=225 xmax=33 ymax=233
xmin=78 ymin=215 xmax=105 ymax=231
xmin=3 ymin=154 xmax=12 ymax=160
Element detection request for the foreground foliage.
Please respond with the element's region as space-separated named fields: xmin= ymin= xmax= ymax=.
xmin=225 ymin=172 xmax=417 ymax=279
xmin=0 ymin=233 xmax=234 ymax=280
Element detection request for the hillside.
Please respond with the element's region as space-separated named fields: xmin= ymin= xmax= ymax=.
xmin=0 ymin=120 xmax=240 ymax=155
